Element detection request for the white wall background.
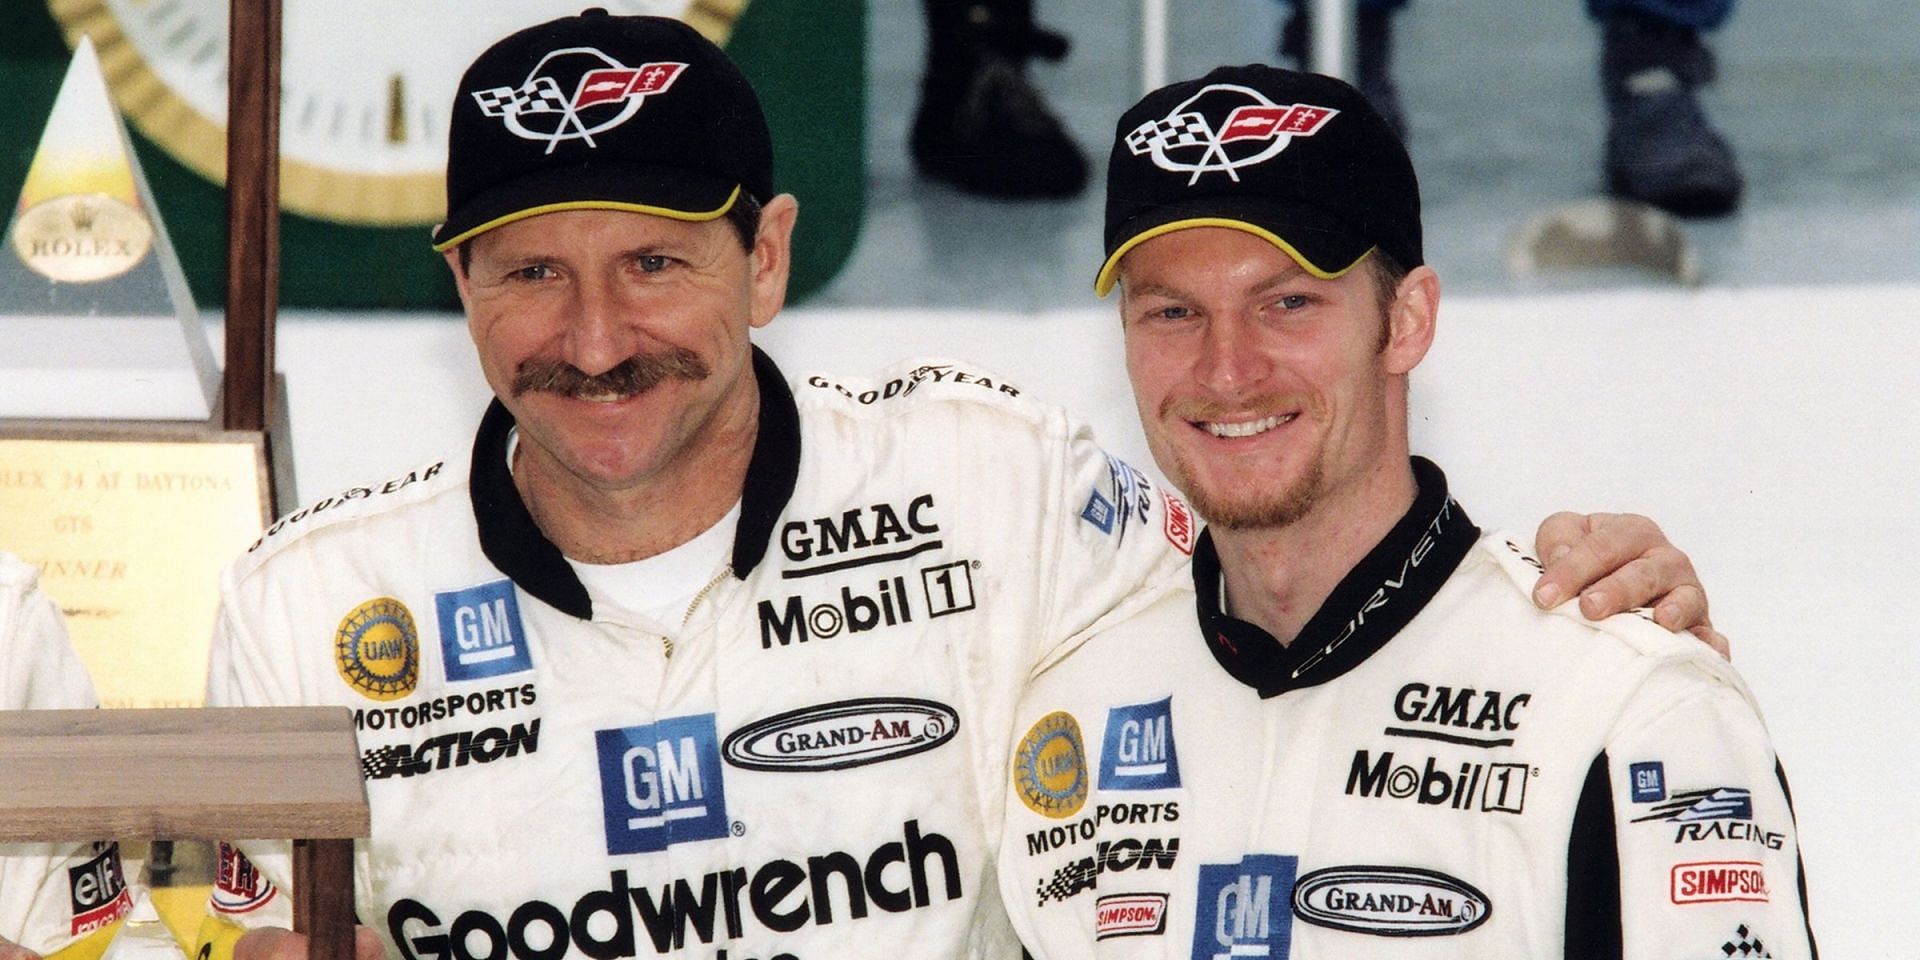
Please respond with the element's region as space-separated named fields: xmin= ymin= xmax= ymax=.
xmin=272 ymin=286 xmax=1916 ymax=956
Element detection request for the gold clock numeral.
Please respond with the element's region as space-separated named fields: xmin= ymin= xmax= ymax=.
xmin=387 ymin=74 xmax=406 ymax=145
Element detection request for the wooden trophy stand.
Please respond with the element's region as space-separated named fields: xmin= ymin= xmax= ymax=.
xmin=0 ymin=707 xmax=369 ymax=960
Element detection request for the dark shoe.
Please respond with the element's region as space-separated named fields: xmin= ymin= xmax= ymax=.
xmin=912 ymin=2 xmax=1087 ymax=199
xmin=1601 ymin=14 xmax=1742 ymax=216
xmin=1279 ymin=7 xmax=1406 ymax=141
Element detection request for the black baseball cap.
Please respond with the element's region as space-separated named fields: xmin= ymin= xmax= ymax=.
xmin=1096 ymin=64 xmax=1421 ymax=295
xmin=431 ymin=9 xmax=773 ymax=251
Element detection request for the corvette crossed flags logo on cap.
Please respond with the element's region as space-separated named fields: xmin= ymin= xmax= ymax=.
xmin=1125 ymin=83 xmax=1339 ymax=184
xmin=471 ymin=47 xmax=687 ymax=153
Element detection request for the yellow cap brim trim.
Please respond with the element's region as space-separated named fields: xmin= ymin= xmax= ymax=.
xmin=431 ymin=185 xmax=741 ymax=252
xmin=1093 ymin=217 xmax=1369 ymax=297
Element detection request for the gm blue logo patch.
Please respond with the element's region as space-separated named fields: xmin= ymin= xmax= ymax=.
xmin=1081 ymin=490 xmax=1117 ymax=534
xmin=434 ymin=580 xmax=533 ymax=682
xmin=1100 ymin=697 xmax=1180 ymax=790
xmin=595 ymin=714 xmax=730 ymax=855
xmin=1629 ymin=761 xmax=1666 ymax=803
xmin=1191 ymin=855 xmax=1297 ymax=960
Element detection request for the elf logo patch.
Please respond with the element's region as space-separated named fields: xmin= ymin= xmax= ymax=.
xmin=68 ymin=844 xmax=131 ymax=936
xmin=471 ymin=49 xmax=686 ymax=152
xmin=1125 ymin=84 xmax=1338 ymax=184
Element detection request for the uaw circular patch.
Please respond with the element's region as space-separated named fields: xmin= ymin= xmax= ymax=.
xmin=335 ymin=597 xmax=419 ymax=701
xmin=1015 ymin=711 xmax=1089 ymax=819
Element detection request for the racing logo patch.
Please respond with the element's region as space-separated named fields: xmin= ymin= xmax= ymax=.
xmin=471 ymin=49 xmax=686 ymax=152
xmin=1015 ymin=711 xmax=1089 ymax=819
xmin=1100 ymin=697 xmax=1180 ymax=790
xmin=1632 ymin=786 xmax=1753 ymax=823
xmin=212 ymin=842 xmax=277 ymax=915
xmin=435 ymin=579 xmax=533 ymax=682
xmin=335 ymin=597 xmax=420 ymax=701
xmin=68 ymin=844 xmax=130 ymax=936
xmin=1125 ymin=83 xmax=1338 ymax=184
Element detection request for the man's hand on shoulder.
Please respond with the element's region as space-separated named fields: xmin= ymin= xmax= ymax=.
xmin=0 ymin=935 xmax=41 ymax=960
xmin=1531 ymin=511 xmax=1731 ymax=659
xmin=231 ymin=926 xmax=386 ymax=960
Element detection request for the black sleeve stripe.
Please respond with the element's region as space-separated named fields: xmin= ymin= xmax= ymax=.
xmin=1566 ymin=751 xmax=1623 ymax=960
xmin=1775 ymin=759 xmax=1821 ymax=959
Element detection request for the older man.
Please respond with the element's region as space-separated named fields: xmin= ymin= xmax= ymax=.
xmin=198 ymin=14 xmax=1717 ymax=960
xmin=999 ymin=65 xmax=1811 ymax=959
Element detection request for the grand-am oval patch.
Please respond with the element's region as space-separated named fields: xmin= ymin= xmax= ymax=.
xmin=722 ymin=697 xmax=959 ymax=771
xmin=1291 ymin=865 xmax=1491 ymax=936
xmin=335 ymin=597 xmax=420 ymax=701
xmin=1015 ymin=711 xmax=1089 ymax=819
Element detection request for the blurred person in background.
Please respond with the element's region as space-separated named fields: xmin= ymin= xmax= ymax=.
xmin=1274 ymin=0 xmax=1744 ymax=215
xmin=912 ymin=0 xmax=1090 ymax=199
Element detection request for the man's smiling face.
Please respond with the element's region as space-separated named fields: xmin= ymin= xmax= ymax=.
xmin=1118 ymin=227 xmax=1408 ymax=530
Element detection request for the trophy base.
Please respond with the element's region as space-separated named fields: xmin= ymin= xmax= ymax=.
xmin=0 ymin=315 xmax=218 ymax=420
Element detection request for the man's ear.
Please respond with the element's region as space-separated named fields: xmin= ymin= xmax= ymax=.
xmin=748 ymin=194 xmax=799 ymax=329
xmin=442 ymin=245 xmax=474 ymax=312
xmin=1383 ymin=264 xmax=1440 ymax=376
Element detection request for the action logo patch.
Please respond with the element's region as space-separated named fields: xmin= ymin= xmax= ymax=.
xmin=435 ymin=579 xmax=533 ymax=682
xmin=1126 ymin=83 xmax=1338 ymax=184
xmin=471 ymin=50 xmax=686 ymax=152
xmin=335 ymin=597 xmax=420 ymax=701
xmin=1100 ymin=697 xmax=1181 ymax=790
xmin=1016 ymin=711 xmax=1089 ymax=819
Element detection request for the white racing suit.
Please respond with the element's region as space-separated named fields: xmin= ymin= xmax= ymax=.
xmin=1001 ymin=458 xmax=1816 ymax=960
xmin=0 ymin=554 xmax=135 ymax=959
xmin=199 ymin=349 xmax=1193 ymax=960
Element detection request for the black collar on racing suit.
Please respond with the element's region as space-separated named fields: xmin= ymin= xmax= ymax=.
xmin=1193 ymin=456 xmax=1480 ymax=697
xmin=469 ymin=344 xmax=802 ymax=619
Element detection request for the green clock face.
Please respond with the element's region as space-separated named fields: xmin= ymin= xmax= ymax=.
xmin=47 ymin=0 xmax=744 ymax=225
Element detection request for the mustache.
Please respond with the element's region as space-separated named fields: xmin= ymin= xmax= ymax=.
xmin=510 ymin=349 xmax=711 ymax=399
